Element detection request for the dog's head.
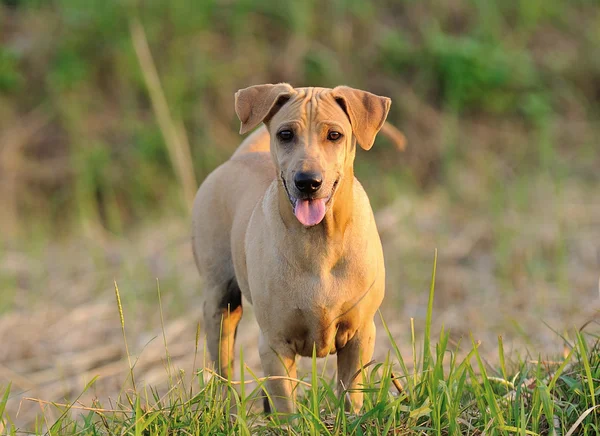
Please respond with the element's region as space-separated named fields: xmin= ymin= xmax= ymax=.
xmin=235 ymin=84 xmax=391 ymax=227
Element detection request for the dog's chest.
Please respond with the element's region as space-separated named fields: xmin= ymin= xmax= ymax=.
xmin=281 ymin=304 xmax=358 ymax=358
xmin=271 ymin=267 xmax=373 ymax=358
xmin=244 ymin=195 xmax=384 ymax=358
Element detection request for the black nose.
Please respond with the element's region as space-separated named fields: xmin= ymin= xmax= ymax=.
xmin=294 ymin=172 xmax=322 ymax=194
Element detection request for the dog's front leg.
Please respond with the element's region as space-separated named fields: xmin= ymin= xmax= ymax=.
xmin=336 ymin=320 xmax=376 ymax=413
xmin=259 ymin=331 xmax=297 ymax=415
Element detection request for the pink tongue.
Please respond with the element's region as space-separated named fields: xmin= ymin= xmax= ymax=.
xmin=294 ymin=198 xmax=326 ymax=226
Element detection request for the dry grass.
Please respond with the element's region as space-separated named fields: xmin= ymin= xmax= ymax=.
xmin=1 ymin=173 xmax=599 ymax=427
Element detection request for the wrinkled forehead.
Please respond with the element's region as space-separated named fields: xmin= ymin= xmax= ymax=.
xmin=270 ymin=87 xmax=350 ymax=130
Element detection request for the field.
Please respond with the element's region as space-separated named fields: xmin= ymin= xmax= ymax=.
xmin=0 ymin=0 xmax=599 ymax=433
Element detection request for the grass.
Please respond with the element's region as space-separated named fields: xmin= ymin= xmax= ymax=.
xmin=1 ymin=253 xmax=598 ymax=435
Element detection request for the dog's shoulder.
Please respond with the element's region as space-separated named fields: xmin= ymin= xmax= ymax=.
xmin=229 ymin=151 xmax=274 ymax=175
xmin=351 ymin=178 xmax=376 ymax=217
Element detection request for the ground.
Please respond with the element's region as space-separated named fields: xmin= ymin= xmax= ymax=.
xmin=1 ymin=172 xmax=598 ymax=427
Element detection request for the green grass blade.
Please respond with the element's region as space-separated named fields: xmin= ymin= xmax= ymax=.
xmin=548 ymin=346 xmax=574 ymax=392
xmin=422 ymin=249 xmax=438 ymax=373
xmin=520 ymin=397 xmax=528 ymax=436
xmin=498 ymin=336 xmax=508 ymax=387
xmin=49 ymin=375 xmax=100 ymax=433
xmin=312 ymin=343 xmax=319 ymax=420
xmin=135 ymin=396 xmax=142 ymax=436
xmin=0 ymin=383 xmax=10 ymax=424
xmin=411 ymin=317 xmax=418 ymax=393
xmin=379 ymin=311 xmax=414 ymax=400
xmin=498 ymin=424 xmax=538 ymax=435
xmin=576 ymin=332 xmax=596 ymax=409
xmin=536 ymin=381 xmax=555 ymax=436
xmin=471 ymin=334 xmax=506 ymax=428
xmin=239 ymin=346 xmax=246 ymax=420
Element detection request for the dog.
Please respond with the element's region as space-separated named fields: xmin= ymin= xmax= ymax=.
xmin=192 ymin=83 xmax=392 ymax=415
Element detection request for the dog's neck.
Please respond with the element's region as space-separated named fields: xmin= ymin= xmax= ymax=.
xmin=323 ymin=168 xmax=354 ymax=240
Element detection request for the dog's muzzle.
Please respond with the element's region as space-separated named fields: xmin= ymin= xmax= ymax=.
xmin=281 ymin=173 xmax=340 ymax=227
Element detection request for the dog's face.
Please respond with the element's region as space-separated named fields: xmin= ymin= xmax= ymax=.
xmin=235 ymin=84 xmax=391 ymax=227
xmin=268 ymin=88 xmax=351 ymax=227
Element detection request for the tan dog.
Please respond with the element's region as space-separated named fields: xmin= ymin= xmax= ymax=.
xmin=192 ymin=83 xmax=391 ymax=414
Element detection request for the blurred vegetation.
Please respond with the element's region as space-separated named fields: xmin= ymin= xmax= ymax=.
xmin=0 ymin=0 xmax=599 ymax=239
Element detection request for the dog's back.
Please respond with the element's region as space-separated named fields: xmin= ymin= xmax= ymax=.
xmin=192 ymin=146 xmax=273 ymax=282
xmin=231 ymin=125 xmax=271 ymax=157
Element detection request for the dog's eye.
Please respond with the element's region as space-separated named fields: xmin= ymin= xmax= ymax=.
xmin=277 ymin=130 xmax=294 ymax=142
xmin=327 ymin=131 xmax=342 ymax=141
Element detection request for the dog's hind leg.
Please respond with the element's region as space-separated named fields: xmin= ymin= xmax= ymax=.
xmin=203 ymin=277 xmax=243 ymax=378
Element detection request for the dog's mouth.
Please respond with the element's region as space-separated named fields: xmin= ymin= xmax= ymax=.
xmin=281 ymin=174 xmax=340 ymax=227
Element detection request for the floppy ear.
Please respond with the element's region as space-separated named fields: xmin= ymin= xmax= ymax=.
xmin=331 ymin=86 xmax=391 ymax=150
xmin=234 ymin=83 xmax=295 ymax=135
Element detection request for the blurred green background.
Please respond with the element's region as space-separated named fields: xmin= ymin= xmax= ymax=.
xmin=0 ymin=0 xmax=599 ymax=426
xmin=1 ymin=0 xmax=598 ymax=237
